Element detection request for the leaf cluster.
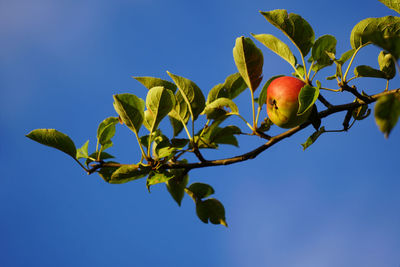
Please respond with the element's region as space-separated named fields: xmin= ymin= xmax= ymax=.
xmin=26 ymin=0 xmax=400 ymax=226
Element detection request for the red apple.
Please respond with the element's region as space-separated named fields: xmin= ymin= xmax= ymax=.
xmin=266 ymin=76 xmax=312 ymax=128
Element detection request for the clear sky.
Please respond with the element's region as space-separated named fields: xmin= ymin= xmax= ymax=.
xmin=1 ymin=0 xmax=399 ymax=266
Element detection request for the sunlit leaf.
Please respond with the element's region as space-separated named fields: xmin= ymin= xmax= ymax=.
xmin=188 ymin=183 xmax=215 ymax=199
xmin=152 ymin=135 xmax=176 ymax=159
xmin=252 ymin=33 xmax=296 ymax=67
xmin=378 ymin=0 xmax=400 ymax=14
xmin=233 ymin=36 xmax=264 ymax=92
xmin=170 ymin=138 xmax=189 ymax=149
xmin=26 ymin=129 xmax=77 ymax=159
xmin=147 ymin=171 xmax=174 ymax=189
xmin=374 ymin=93 xmax=400 ymax=138
xmin=260 ymin=9 xmax=315 ymax=56
xmin=133 ymin=76 xmax=177 ymax=93
xmin=297 ymin=85 xmax=319 ymax=115
xmin=110 ymin=164 xmax=150 ymax=184
xmin=166 ymin=164 xmax=189 ymax=206
xmin=350 ymin=16 xmax=400 ymax=59
xmin=310 ymin=35 xmax=337 ymax=71
xmin=378 ymin=51 xmax=396 ymax=79
xmin=354 ymin=65 xmax=387 ymax=78
xmin=294 ymin=65 xmax=305 ymax=79
xmin=337 ymin=49 xmax=356 ymax=64
xmin=113 ymin=93 xmax=145 ymax=134
xmin=97 ymin=117 xmax=119 ymax=147
xmin=301 ymin=126 xmax=325 ymax=150
xmin=76 ymin=140 xmax=89 ymax=159
xmin=196 ymin=198 xmax=227 ymax=227
xmin=167 ymin=72 xmax=205 ymax=121
xmin=168 ymin=116 xmax=185 ymax=137
xmin=206 ymin=73 xmax=247 ymax=104
xmin=98 ymin=161 xmax=119 ymax=183
xmin=145 ymin=86 xmax=175 ymax=133
xmin=202 ymin=98 xmax=239 ymax=120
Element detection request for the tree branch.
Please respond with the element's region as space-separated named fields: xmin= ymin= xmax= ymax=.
xmin=162 ymin=88 xmax=399 ymax=170
xmin=92 ymin=88 xmax=399 ymax=174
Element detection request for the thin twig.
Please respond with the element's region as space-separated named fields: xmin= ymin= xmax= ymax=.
xmin=318 ymin=94 xmax=333 ymax=108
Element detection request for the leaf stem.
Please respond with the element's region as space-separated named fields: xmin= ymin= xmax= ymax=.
xmin=181 ymin=120 xmax=193 ymax=140
xmin=346 ymin=76 xmax=357 ymax=83
xmin=300 ymin=53 xmax=309 ymax=83
xmin=343 ymin=44 xmax=368 ymax=82
xmin=74 ymin=158 xmax=88 ymax=173
xmin=255 ymin=106 xmax=262 ymax=127
xmin=250 ymin=89 xmax=256 ymax=131
xmin=134 ymin=132 xmax=148 ymax=161
xmin=308 ymin=61 xmax=315 ymax=81
xmin=237 ymin=114 xmax=254 ymax=132
xmin=320 ymin=87 xmax=342 ymax=92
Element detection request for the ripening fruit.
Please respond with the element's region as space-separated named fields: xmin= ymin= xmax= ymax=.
xmin=266 ymin=76 xmax=312 ymax=128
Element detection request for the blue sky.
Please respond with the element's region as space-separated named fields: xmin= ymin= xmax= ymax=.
xmin=1 ymin=0 xmax=399 ymax=266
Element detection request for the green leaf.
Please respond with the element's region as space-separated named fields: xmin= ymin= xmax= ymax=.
xmin=378 ymin=51 xmax=396 ymax=79
xmin=133 ymin=76 xmax=177 ymax=93
xmin=170 ymin=138 xmax=189 ymax=149
xmin=145 ymin=86 xmax=176 ymax=132
xmin=293 ymin=65 xmax=305 ymax=79
xmin=337 ymin=49 xmax=356 ymax=64
xmin=252 ymin=33 xmax=296 ymax=67
xmin=152 ymin=135 xmax=176 ymax=159
xmin=169 ymin=116 xmax=185 ymax=137
xmin=197 ymin=119 xmax=241 ymax=148
xmin=233 ymin=36 xmax=264 ymax=92
xmin=260 ymin=10 xmax=315 ymax=56
xmin=143 ymin=110 xmax=154 ymax=131
xmin=378 ymin=0 xmax=400 ymax=14
xmin=26 ymin=129 xmax=77 ymax=159
xmin=374 ymin=93 xmax=400 ymax=138
xmin=202 ymin=97 xmax=239 ymax=120
xmin=301 ymin=126 xmax=325 ymax=150
xmin=187 ymin=183 xmax=215 ymax=199
xmin=206 ymin=73 xmax=247 ymax=104
xmin=222 ymin=73 xmax=248 ymax=100
xmin=350 ymin=16 xmax=400 ymax=59
xmin=97 ymin=117 xmax=119 ymax=147
xmin=147 ymin=171 xmax=174 ymax=189
xmin=258 ymin=75 xmax=284 ymax=107
xmin=353 ymin=104 xmax=371 ymax=120
xmin=76 ymin=140 xmax=89 ymax=159
xmin=196 ymin=198 xmax=227 ymax=227
xmin=310 ymin=35 xmax=337 ymax=71
xmin=297 ymin=85 xmax=320 ymax=115
xmin=212 ymin=126 xmax=241 ymax=147
xmin=354 ymin=65 xmax=387 ymax=78
xmin=166 ymin=165 xmax=189 ymax=206
xmin=113 ymin=94 xmax=145 ymax=134
xmin=110 ymin=164 xmax=150 ymax=184
xmin=98 ymin=161 xmax=120 ymax=183
xmin=167 ymin=72 xmax=205 ymax=121
xmin=258 ymin=117 xmax=273 ymax=132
